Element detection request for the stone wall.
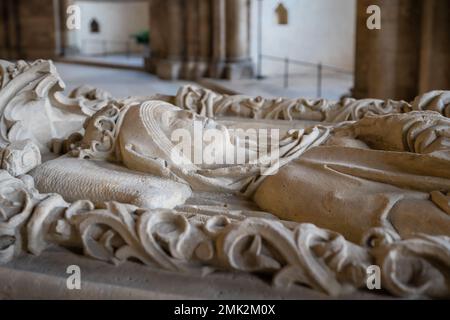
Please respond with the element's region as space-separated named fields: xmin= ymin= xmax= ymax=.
xmin=250 ymin=0 xmax=356 ymax=75
xmin=67 ymin=1 xmax=149 ymax=56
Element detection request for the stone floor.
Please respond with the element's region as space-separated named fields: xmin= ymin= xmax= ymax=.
xmin=62 ymin=53 xmax=145 ymax=68
xmin=55 ymin=62 xmax=353 ymax=101
xmin=0 ymin=248 xmax=392 ymax=300
xmin=55 ymin=62 xmax=193 ymax=98
xmin=205 ymin=71 xmax=354 ymax=101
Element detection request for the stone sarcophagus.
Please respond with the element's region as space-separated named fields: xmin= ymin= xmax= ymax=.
xmin=0 ymin=59 xmax=449 ymax=299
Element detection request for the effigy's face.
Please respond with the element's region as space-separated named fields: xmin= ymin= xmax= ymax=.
xmin=161 ymin=107 xmax=225 ymax=133
xmin=158 ymin=106 xmax=230 ymax=146
xmin=153 ymin=105 xmax=241 ymax=168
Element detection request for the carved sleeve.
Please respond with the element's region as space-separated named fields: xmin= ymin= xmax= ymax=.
xmin=337 ymin=111 xmax=450 ymax=158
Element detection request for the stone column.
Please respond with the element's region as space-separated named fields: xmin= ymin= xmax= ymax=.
xmin=353 ymin=0 xmax=446 ymax=101
xmin=0 ymin=0 xmax=21 ymax=60
xmin=197 ymin=0 xmax=212 ymax=78
xmin=210 ymin=0 xmax=227 ymax=78
xmin=0 ymin=0 xmax=11 ymax=59
xmin=153 ymin=0 xmax=184 ymax=80
xmin=226 ymin=0 xmax=248 ymax=61
xmin=147 ymin=0 xmax=165 ymax=73
xmin=181 ymin=0 xmax=199 ymax=79
xmin=418 ymin=0 xmax=450 ymax=93
xmin=182 ymin=0 xmax=212 ymax=80
xmin=352 ymin=0 xmax=372 ymax=100
xmin=146 ymin=0 xmax=254 ymax=80
xmin=224 ymin=0 xmax=254 ymax=79
xmin=1 ymin=0 xmax=57 ymax=60
xmin=18 ymin=0 xmax=57 ymax=60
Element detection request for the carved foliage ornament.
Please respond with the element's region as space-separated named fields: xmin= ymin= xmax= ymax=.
xmin=0 ymin=60 xmax=449 ymax=299
xmin=0 ymin=170 xmax=448 ymax=298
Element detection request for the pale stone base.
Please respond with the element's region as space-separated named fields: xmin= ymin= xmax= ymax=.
xmin=156 ymin=59 xmax=183 ymax=80
xmin=149 ymin=58 xmax=255 ymax=81
xmin=224 ymin=60 xmax=255 ymax=80
xmin=0 ymin=248 xmax=391 ymax=300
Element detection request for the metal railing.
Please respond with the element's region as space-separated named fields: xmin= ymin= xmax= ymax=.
xmin=257 ymin=54 xmax=353 ymax=98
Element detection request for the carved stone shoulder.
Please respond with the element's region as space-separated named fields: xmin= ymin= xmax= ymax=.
xmin=0 ymin=169 xmax=448 ymax=298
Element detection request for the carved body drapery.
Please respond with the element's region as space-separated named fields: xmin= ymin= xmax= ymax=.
xmin=1 ymin=169 xmax=449 ymax=298
xmin=0 ymin=59 xmax=449 ymax=299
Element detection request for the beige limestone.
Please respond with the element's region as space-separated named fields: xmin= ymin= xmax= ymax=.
xmin=0 ymin=59 xmax=449 ymax=299
xmin=254 ymin=112 xmax=450 ymax=243
xmin=30 ymin=157 xmax=191 ymax=210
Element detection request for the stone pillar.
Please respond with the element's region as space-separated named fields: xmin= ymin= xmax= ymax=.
xmin=0 ymin=0 xmax=11 ymax=59
xmin=197 ymin=0 xmax=212 ymax=78
xmin=18 ymin=0 xmax=57 ymax=60
xmin=1 ymin=0 xmax=57 ymax=60
xmin=226 ymin=0 xmax=248 ymax=61
xmin=354 ymin=0 xmax=422 ymax=101
xmin=224 ymin=0 xmax=254 ymax=79
xmin=153 ymin=0 xmax=184 ymax=80
xmin=181 ymin=0 xmax=212 ymax=79
xmin=146 ymin=0 xmax=165 ymax=73
xmin=146 ymin=0 xmax=254 ymax=80
xmin=418 ymin=0 xmax=450 ymax=93
xmin=210 ymin=0 xmax=227 ymax=78
xmin=353 ymin=0 xmax=372 ymax=100
xmin=353 ymin=0 xmax=449 ymax=100
xmin=182 ymin=0 xmax=199 ymax=79
xmin=0 ymin=0 xmax=21 ymax=60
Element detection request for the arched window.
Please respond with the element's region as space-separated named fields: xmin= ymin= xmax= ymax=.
xmin=90 ymin=19 xmax=100 ymax=33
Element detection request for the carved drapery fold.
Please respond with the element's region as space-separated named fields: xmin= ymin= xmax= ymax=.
xmin=1 ymin=169 xmax=449 ymax=298
xmin=0 ymin=59 xmax=449 ymax=299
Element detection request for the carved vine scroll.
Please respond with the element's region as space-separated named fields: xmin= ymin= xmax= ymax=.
xmin=0 ymin=60 xmax=449 ymax=299
xmin=0 ymin=170 xmax=449 ymax=298
xmin=176 ymin=85 xmax=450 ymax=122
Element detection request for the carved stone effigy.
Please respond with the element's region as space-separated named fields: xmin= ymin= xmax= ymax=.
xmin=0 ymin=60 xmax=449 ymax=299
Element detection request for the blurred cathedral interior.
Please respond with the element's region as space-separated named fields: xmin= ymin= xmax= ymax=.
xmin=1 ymin=0 xmax=448 ymax=101
xmin=0 ymin=0 xmax=449 ymax=301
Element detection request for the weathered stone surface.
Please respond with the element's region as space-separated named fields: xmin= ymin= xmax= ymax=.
xmin=30 ymin=157 xmax=191 ymax=210
xmin=0 ymin=59 xmax=449 ymax=299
